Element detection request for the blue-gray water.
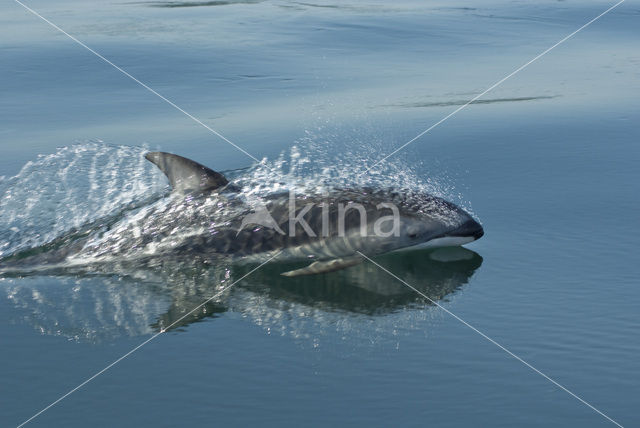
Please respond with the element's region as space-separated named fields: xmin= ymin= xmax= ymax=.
xmin=1 ymin=0 xmax=639 ymax=427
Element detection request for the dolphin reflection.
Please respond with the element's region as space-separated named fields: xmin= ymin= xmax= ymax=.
xmin=1 ymin=247 xmax=482 ymax=341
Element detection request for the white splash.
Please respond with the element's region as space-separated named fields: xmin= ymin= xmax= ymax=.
xmin=0 ymin=142 xmax=166 ymax=258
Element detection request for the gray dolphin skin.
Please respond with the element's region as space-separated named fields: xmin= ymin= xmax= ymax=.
xmin=0 ymin=152 xmax=483 ymax=276
xmin=143 ymin=151 xmax=483 ymax=275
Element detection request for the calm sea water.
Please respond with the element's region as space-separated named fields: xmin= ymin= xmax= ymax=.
xmin=1 ymin=1 xmax=639 ymax=427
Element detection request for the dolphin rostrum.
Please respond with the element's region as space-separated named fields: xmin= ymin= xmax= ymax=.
xmin=0 ymin=151 xmax=484 ymax=277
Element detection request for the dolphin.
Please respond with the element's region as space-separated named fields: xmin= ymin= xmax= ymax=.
xmin=0 ymin=152 xmax=483 ymax=276
xmin=142 ymin=151 xmax=484 ymax=275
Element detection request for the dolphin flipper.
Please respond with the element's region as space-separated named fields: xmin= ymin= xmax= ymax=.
xmin=281 ymin=256 xmax=363 ymax=277
xmin=145 ymin=152 xmax=228 ymax=193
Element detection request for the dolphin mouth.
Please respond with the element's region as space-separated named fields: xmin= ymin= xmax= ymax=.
xmin=442 ymin=219 xmax=484 ymax=241
xmin=396 ymin=219 xmax=484 ymax=253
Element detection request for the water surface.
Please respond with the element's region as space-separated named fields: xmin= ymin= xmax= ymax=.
xmin=1 ymin=0 xmax=639 ymax=427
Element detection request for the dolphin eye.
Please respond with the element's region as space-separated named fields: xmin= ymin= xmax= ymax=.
xmin=409 ymin=233 xmax=418 ymax=238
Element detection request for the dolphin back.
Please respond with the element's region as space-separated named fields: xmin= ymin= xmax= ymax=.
xmin=145 ymin=151 xmax=228 ymax=193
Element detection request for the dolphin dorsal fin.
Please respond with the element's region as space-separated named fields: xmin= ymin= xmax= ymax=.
xmin=145 ymin=151 xmax=228 ymax=193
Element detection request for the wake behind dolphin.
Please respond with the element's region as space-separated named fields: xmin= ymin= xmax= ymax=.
xmin=0 ymin=145 xmax=483 ymax=276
